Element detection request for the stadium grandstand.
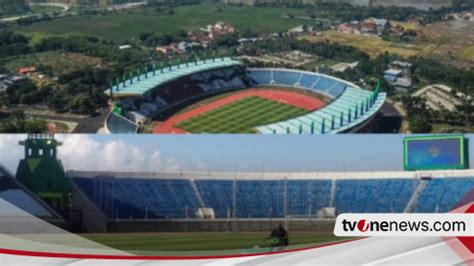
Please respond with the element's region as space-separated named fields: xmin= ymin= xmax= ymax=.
xmin=1 ymin=134 xmax=473 ymax=236
xmin=68 ymin=169 xmax=474 ymax=233
xmin=104 ymin=56 xmax=386 ymax=134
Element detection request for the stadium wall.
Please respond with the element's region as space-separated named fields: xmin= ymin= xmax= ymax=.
xmin=70 ymin=182 xmax=108 ymax=233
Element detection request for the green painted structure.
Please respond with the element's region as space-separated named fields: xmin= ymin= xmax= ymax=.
xmin=15 ymin=134 xmax=71 ymax=216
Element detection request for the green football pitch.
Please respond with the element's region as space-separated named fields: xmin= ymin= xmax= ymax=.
xmin=175 ymin=96 xmax=308 ymax=133
xmin=81 ymin=232 xmax=345 ymax=254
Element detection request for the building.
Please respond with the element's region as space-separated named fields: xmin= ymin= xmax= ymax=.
xmin=384 ymin=69 xmax=403 ymax=82
xmin=384 ymin=69 xmax=412 ymax=92
xmin=331 ymin=61 xmax=359 ymax=73
xmin=201 ymin=21 xmax=236 ymax=40
xmin=18 ymin=66 xmax=36 ymax=76
xmin=391 ymin=61 xmax=413 ymax=70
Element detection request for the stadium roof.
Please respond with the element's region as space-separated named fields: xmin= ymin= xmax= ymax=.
xmin=256 ymin=83 xmax=386 ymax=135
xmin=67 ymin=169 xmax=474 ymax=181
xmin=105 ymin=57 xmax=242 ymax=97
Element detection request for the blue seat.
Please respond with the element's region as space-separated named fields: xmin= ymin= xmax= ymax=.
xmin=416 ymin=178 xmax=474 ymax=213
xmin=272 ymin=70 xmax=300 ymax=87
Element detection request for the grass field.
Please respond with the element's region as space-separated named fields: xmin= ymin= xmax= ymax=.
xmin=81 ymin=232 xmax=345 ymax=254
xmin=301 ymin=31 xmax=426 ymax=58
xmin=417 ymin=20 xmax=474 ymax=68
xmin=29 ymin=5 xmax=64 ymax=15
xmin=12 ymin=4 xmax=308 ymax=42
xmin=176 ymin=96 xmax=308 ymax=133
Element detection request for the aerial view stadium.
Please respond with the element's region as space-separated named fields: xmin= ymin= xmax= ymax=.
xmin=0 ymin=134 xmax=473 ymax=257
xmin=1 ymin=1 xmax=472 ymax=134
xmin=105 ymin=56 xmax=386 ymax=134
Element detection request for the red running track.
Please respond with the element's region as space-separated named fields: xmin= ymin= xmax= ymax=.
xmin=153 ymin=89 xmax=326 ymax=134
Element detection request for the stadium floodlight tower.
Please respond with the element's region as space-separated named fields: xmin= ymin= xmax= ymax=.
xmin=16 ymin=134 xmax=71 ymax=217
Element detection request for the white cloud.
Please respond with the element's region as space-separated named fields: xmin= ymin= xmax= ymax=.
xmin=57 ymin=135 xmax=180 ymax=173
xmin=0 ymin=135 xmax=180 ymax=173
xmin=0 ymin=135 xmax=26 ymax=173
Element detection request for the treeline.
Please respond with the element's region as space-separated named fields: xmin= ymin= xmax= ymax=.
xmin=411 ymin=58 xmax=474 ymax=93
xmin=243 ymin=2 xmax=463 ymax=24
xmin=0 ymin=30 xmax=150 ymax=114
xmin=4 ymin=68 xmax=110 ymax=115
xmin=138 ymin=31 xmax=188 ymax=47
xmin=0 ymin=30 xmax=148 ymax=67
xmin=0 ymin=30 xmax=30 ymax=58
xmin=0 ymin=111 xmax=47 ymax=133
xmin=242 ymin=38 xmax=369 ymax=63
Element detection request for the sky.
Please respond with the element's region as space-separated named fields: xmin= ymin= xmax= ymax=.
xmin=1 ymin=134 xmax=473 ymax=174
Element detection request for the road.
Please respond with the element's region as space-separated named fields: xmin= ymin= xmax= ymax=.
xmin=0 ymin=2 xmax=70 ymax=23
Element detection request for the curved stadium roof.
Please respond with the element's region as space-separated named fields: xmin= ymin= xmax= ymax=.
xmin=105 ymin=57 xmax=243 ymax=97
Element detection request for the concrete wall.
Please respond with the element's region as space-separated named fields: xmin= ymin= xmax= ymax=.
xmin=70 ymin=183 xmax=108 ymax=233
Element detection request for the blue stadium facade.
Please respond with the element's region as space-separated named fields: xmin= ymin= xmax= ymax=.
xmin=69 ymin=171 xmax=474 ymax=220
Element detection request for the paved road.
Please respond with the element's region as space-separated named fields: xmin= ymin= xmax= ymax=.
xmin=10 ymin=107 xmax=108 ymax=133
xmin=0 ymin=3 xmax=70 ymax=23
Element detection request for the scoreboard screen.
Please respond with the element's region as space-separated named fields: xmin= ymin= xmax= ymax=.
xmin=403 ymin=135 xmax=468 ymax=171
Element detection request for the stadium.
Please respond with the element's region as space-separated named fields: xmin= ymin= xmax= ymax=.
xmin=0 ymin=134 xmax=473 ymax=254
xmin=104 ymin=56 xmax=386 ymax=134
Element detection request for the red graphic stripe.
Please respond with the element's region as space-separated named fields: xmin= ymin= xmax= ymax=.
xmin=0 ymin=238 xmax=360 ymax=260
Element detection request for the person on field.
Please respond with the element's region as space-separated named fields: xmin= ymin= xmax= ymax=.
xmin=269 ymin=223 xmax=289 ymax=247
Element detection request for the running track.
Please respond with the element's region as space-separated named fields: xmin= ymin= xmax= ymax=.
xmin=153 ymin=89 xmax=326 ymax=134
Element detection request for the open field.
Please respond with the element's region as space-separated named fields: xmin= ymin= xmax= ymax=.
xmin=417 ymin=20 xmax=474 ymax=68
xmin=29 ymin=5 xmax=64 ymax=15
xmin=12 ymin=4 xmax=308 ymax=42
xmin=301 ymin=58 xmax=341 ymax=71
xmin=81 ymin=232 xmax=344 ymax=253
xmin=301 ymin=31 xmax=426 ymax=58
xmin=176 ymin=96 xmax=309 ymax=133
xmin=3 ymin=51 xmax=102 ymax=76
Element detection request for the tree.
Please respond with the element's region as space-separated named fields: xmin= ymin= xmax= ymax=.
xmin=409 ymin=115 xmax=432 ymax=133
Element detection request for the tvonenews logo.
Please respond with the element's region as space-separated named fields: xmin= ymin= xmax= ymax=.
xmin=334 ymin=214 xmax=474 ymax=237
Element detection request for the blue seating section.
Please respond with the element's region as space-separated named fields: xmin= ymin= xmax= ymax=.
xmin=72 ymin=177 xmax=200 ymax=219
xmin=299 ymin=74 xmax=319 ymax=89
xmin=195 ymin=180 xmax=233 ymax=218
xmin=335 ymin=179 xmax=418 ymax=213
xmin=313 ymin=76 xmax=339 ymax=94
xmin=71 ymin=176 xmax=474 ymax=219
xmin=249 ymin=69 xmax=347 ymax=97
xmin=248 ymin=70 xmax=272 ymax=85
xmin=272 ymin=70 xmax=301 ymax=87
xmin=195 ymin=180 xmax=332 ymax=218
xmin=235 ymin=180 xmax=285 ymax=218
xmin=416 ymin=178 xmax=474 ymax=213
xmin=286 ymin=180 xmax=332 ymax=216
